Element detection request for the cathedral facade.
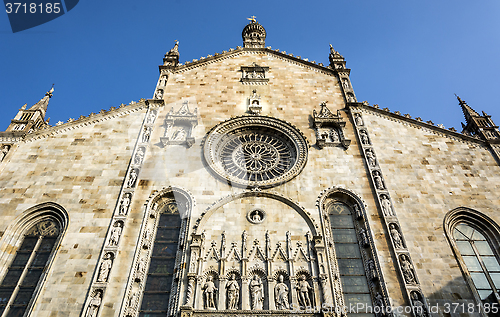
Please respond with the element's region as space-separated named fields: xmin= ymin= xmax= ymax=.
xmin=1 ymin=20 xmax=500 ymax=317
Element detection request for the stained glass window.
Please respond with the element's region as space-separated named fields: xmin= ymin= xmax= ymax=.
xmin=139 ymin=203 xmax=181 ymax=316
xmin=454 ymin=223 xmax=500 ymax=303
xmin=0 ymin=219 xmax=60 ymax=316
xmin=329 ymin=202 xmax=373 ymax=317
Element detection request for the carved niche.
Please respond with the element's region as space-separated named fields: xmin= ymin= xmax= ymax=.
xmin=161 ymin=101 xmax=198 ymax=148
xmin=240 ymin=63 xmax=269 ymax=85
xmin=248 ymin=90 xmax=262 ymax=114
xmin=313 ymin=102 xmax=351 ymax=149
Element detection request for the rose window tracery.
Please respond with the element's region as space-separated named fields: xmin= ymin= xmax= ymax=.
xmin=204 ymin=116 xmax=308 ymax=188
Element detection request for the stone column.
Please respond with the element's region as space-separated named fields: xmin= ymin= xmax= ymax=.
xmin=241 ymin=277 xmax=250 ymax=310
xmin=268 ymin=277 xmax=276 ymax=310
xmin=290 ymin=277 xmax=299 ymax=310
xmin=218 ymin=277 xmax=227 ymax=310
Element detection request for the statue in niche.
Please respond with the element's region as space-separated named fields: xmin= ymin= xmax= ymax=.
xmin=160 ymin=75 xmax=168 ymax=86
xmin=347 ymin=93 xmax=355 ymax=103
xmin=142 ymin=127 xmax=151 ymax=143
xmin=359 ymin=228 xmax=369 ymax=247
xmin=146 ymin=111 xmax=156 ymax=124
xmin=373 ymin=171 xmax=384 ymax=190
xmin=172 ymin=127 xmax=187 ymax=141
xmin=296 ymin=276 xmax=313 ymax=308
xmin=127 ymin=169 xmax=138 ymax=188
xmin=226 ymin=274 xmax=240 ymax=310
xmin=250 ymin=275 xmax=264 ymax=310
xmin=374 ymin=293 xmax=384 ymax=312
xmin=355 ymin=114 xmax=364 ymax=126
xmin=342 ymin=79 xmax=349 ymax=90
xmin=85 ymin=291 xmax=102 ymax=317
xmin=119 ymin=193 xmax=131 ymax=215
xmin=366 ymin=149 xmax=376 ymax=167
xmin=137 ymin=256 xmax=146 ymax=273
xmin=411 ymin=292 xmax=426 ymax=317
xmin=360 ymin=130 xmax=370 ymax=144
xmin=134 ymin=148 xmax=145 ymax=165
xmin=353 ymin=204 xmax=363 ymax=220
xmin=249 ymin=209 xmax=264 ymax=223
xmin=202 ymin=276 xmax=217 ymax=309
xmin=330 ymin=129 xmax=340 ymax=142
xmin=97 ymin=253 xmax=112 ymax=282
xmin=400 ymin=254 xmax=416 ymax=284
xmin=108 ymin=222 xmax=122 ymax=246
xmin=380 ymin=195 xmax=394 ymax=216
xmin=274 ymin=275 xmax=290 ymax=310
xmin=368 ymin=259 xmax=378 ymax=281
xmin=154 ymin=89 xmax=163 ymax=99
xmin=0 ymin=145 xmax=10 ymax=162
xmin=128 ymin=291 xmax=139 ymax=310
xmin=390 ymin=224 xmax=404 ymax=249
xmin=190 ymin=251 xmax=198 ymax=272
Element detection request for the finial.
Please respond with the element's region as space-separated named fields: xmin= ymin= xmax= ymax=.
xmin=455 ymin=93 xmax=465 ymax=104
xmin=46 ymin=84 xmax=54 ymax=98
xmin=247 ymin=16 xmax=257 ymax=23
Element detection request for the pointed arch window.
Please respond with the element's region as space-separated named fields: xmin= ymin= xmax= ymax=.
xmin=139 ymin=202 xmax=182 ymax=317
xmin=454 ymin=223 xmax=500 ymax=303
xmin=328 ymin=201 xmax=374 ymax=317
xmin=445 ymin=207 xmax=500 ymax=311
xmin=0 ymin=219 xmax=61 ymax=317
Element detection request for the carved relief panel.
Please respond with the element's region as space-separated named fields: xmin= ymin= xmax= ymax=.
xmin=313 ymin=102 xmax=351 ymax=149
xmin=161 ymin=101 xmax=198 ymax=148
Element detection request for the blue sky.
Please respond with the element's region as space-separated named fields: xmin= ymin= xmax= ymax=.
xmin=1 ymin=1 xmax=499 ymax=132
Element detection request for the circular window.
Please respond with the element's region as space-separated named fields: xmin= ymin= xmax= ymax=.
xmin=203 ymin=116 xmax=308 ymax=188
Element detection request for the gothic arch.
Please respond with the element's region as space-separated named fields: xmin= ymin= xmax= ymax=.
xmin=0 ymin=202 xmax=68 ymax=316
xmin=317 ymin=186 xmax=391 ymax=313
xmin=120 ymin=187 xmax=193 ymax=317
xmin=193 ymin=190 xmax=319 ymax=235
xmin=444 ymin=207 xmax=500 ymax=308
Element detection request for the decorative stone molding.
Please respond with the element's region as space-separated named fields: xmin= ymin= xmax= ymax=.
xmin=312 ymin=102 xmax=350 ymax=149
xmin=203 ymin=116 xmax=308 ymax=189
xmin=81 ymin=104 xmax=160 ymax=317
xmin=347 ymin=107 xmax=429 ymax=316
xmin=161 ymin=100 xmax=198 ymax=148
xmin=240 ymin=63 xmax=269 ymax=85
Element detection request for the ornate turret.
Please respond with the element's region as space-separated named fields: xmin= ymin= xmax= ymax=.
xmin=458 ymin=95 xmax=500 ymax=142
xmin=242 ymin=16 xmax=266 ymax=48
xmin=329 ymin=44 xmax=346 ymax=70
xmin=4 ymin=86 xmax=53 ymax=134
xmin=163 ymin=40 xmax=179 ymax=67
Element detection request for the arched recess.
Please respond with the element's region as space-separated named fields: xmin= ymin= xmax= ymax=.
xmin=120 ymin=187 xmax=194 ymax=317
xmin=185 ymin=190 xmax=326 ymax=312
xmin=444 ymin=207 xmax=500 ymax=311
xmin=317 ymin=187 xmax=390 ymax=317
xmin=0 ymin=202 xmax=68 ymax=317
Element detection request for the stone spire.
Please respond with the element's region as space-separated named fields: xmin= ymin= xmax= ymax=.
xmin=242 ymin=17 xmax=266 ymax=48
xmin=163 ymin=40 xmax=179 ymax=67
xmin=457 ymin=94 xmax=500 ymax=142
xmin=3 ymin=86 xmax=53 ymax=134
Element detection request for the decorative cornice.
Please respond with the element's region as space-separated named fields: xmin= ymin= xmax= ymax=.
xmin=163 ymin=47 xmax=337 ymax=77
xmin=351 ymin=103 xmax=487 ymax=147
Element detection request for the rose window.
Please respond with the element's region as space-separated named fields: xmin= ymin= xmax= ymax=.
xmin=204 ymin=116 xmax=308 ymax=188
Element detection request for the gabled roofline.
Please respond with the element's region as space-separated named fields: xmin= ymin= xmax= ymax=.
xmin=348 ymin=102 xmax=486 ymax=146
xmin=160 ymin=47 xmax=348 ymax=76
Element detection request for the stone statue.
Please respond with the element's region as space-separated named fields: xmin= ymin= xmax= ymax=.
xmin=411 ymin=292 xmax=426 ymax=317
xmin=368 ymin=259 xmax=378 ymax=281
xmin=366 ymin=149 xmax=376 ymax=167
xmin=373 ymin=171 xmax=384 ymax=190
xmin=128 ymin=291 xmax=138 ymax=310
xmin=97 ymin=254 xmax=112 ymax=282
xmin=0 ymin=145 xmax=10 ymax=162
xmin=85 ymin=291 xmax=102 ymax=317
xmin=119 ymin=193 xmax=131 ymax=215
xmin=348 ymin=94 xmax=356 ymax=102
xmin=359 ymin=228 xmax=369 ymax=247
xmin=343 ymin=79 xmax=349 ymax=90
xmin=274 ymin=275 xmax=289 ymax=310
xmin=390 ymin=224 xmax=404 ymax=249
xmin=296 ymin=276 xmax=312 ymax=308
xmin=202 ymin=276 xmax=217 ymax=309
xmin=147 ymin=111 xmax=156 ymax=124
xmin=360 ymin=130 xmax=369 ymax=144
xmin=250 ymin=275 xmax=264 ymax=310
xmin=190 ymin=251 xmax=198 ymax=272
xmin=400 ymin=254 xmax=415 ymax=284
xmin=137 ymin=256 xmax=146 ymax=273
xmin=355 ymin=114 xmax=363 ymax=126
xmin=127 ymin=169 xmax=138 ymax=188
xmin=134 ymin=148 xmax=145 ymax=165
xmin=160 ymin=75 xmax=168 ymax=86
xmin=380 ymin=195 xmax=393 ymax=216
xmin=142 ymin=127 xmax=151 ymax=143
xmin=330 ymin=129 xmax=340 ymax=142
xmin=172 ymin=127 xmax=187 ymax=141
xmin=226 ymin=274 xmax=240 ymax=310
xmin=154 ymin=89 xmax=163 ymax=99
xmin=108 ymin=222 xmax=122 ymax=246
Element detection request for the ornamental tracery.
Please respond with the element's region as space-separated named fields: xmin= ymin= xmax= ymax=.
xmin=203 ymin=116 xmax=308 ymax=188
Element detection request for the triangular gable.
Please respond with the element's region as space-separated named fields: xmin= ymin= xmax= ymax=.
xmin=272 ymin=242 xmax=288 ymax=262
xmin=226 ymin=242 xmax=241 ymax=262
xmin=204 ymin=241 xmax=220 ymax=261
xmin=248 ymin=239 xmax=266 ymax=262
